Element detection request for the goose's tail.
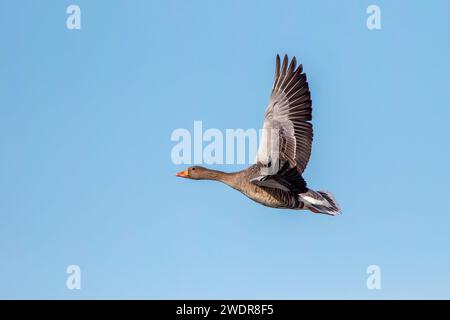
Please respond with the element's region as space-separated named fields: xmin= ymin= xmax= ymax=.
xmin=299 ymin=190 xmax=341 ymax=216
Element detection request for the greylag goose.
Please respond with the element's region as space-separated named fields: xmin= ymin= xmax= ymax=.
xmin=176 ymin=55 xmax=341 ymax=216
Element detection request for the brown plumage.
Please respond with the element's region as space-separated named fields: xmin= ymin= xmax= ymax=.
xmin=176 ymin=55 xmax=341 ymax=216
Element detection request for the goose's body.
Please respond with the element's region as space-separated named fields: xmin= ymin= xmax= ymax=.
xmin=212 ymin=165 xmax=303 ymax=209
xmin=176 ymin=55 xmax=341 ymax=216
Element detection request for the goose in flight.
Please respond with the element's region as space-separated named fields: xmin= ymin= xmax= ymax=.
xmin=176 ymin=55 xmax=340 ymax=216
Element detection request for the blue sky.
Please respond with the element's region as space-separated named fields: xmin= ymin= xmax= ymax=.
xmin=1 ymin=0 xmax=450 ymax=299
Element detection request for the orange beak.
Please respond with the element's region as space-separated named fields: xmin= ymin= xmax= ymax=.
xmin=176 ymin=169 xmax=189 ymax=178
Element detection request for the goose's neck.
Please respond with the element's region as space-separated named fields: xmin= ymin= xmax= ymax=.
xmin=202 ymin=169 xmax=237 ymax=187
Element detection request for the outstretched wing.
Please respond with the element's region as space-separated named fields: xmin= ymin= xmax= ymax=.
xmin=252 ymin=54 xmax=313 ymax=192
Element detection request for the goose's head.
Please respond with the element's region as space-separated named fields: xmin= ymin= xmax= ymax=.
xmin=176 ymin=166 xmax=210 ymax=180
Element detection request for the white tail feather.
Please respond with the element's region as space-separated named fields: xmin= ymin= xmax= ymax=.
xmin=300 ymin=190 xmax=341 ymax=216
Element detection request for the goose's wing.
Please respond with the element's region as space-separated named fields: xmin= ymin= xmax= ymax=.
xmin=251 ymin=54 xmax=312 ymax=192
